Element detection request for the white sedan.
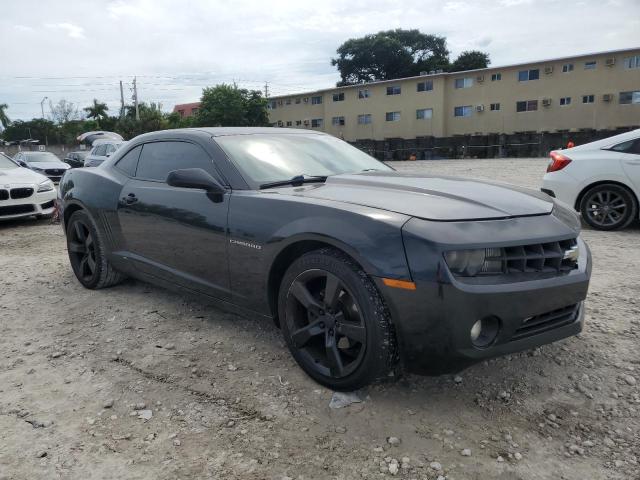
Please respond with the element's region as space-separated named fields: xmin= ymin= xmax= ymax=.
xmin=542 ymin=129 xmax=640 ymax=230
xmin=0 ymin=153 xmax=57 ymax=221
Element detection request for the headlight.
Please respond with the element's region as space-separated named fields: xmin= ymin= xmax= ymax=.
xmin=37 ymin=180 xmax=54 ymax=192
xmin=444 ymin=248 xmax=503 ymax=276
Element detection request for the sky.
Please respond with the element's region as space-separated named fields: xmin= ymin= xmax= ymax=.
xmin=1 ymin=0 xmax=638 ymax=121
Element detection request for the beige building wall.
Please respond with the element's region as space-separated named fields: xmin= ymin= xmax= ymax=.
xmin=267 ymin=48 xmax=640 ymax=140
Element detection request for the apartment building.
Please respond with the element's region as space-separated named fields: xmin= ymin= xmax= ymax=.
xmin=267 ymin=47 xmax=640 ymax=141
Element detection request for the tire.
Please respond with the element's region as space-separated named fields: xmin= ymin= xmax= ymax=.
xmin=278 ymin=248 xmax=397 ymax=391
xmin=579 ymin=184 xmax=637 ymax=231
xmin=66 ymin=210 xmax=125 ymax=289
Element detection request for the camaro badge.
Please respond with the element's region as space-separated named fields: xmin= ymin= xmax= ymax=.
xmin=229 ymin=239 xmax=262 ymax=250
xmin=563 ymin=245 xmax=579 ymax=262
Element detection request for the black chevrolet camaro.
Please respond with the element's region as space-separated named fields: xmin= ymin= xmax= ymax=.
xmin=58 ymin=128 xmax=591 ymax=390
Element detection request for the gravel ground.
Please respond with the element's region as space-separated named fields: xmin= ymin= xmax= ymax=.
xmin=1 ymin=158 xmax=639 ymax=480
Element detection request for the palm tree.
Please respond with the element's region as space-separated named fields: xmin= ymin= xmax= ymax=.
xmin=0 ymin=103 xmax=10 ymax=129
xmin=83 ymin=99 xmax=108 ymax=126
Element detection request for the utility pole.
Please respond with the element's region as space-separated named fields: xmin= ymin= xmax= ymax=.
xmin=40 ymin=96 xmax=48 ymax=119
xmin=264 ymin=81 xmax=269 ymax=98
xmin=133 ymin=76 xmax=140 ymax=121
xmin=119 ymin=80 xmax=125 ymax=120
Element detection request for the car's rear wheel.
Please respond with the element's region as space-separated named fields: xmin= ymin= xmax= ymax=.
xmin=580 ymin=184 xmax=637 ymax=231
xmin=66 ymin=210 xmax=125 ymax=289
xmin=278 ymin=248 xmax=396 ymax=391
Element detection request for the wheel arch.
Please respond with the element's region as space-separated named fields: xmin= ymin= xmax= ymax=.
xmin=63 ymin=200 xmax=88 ymax=230
xmin=575 ymin=180 xmax=640 ymax=216
xmin=266 ymin=235 xmax=375 ymax=326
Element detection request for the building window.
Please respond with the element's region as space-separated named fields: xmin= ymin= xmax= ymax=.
xmin=285 ymin=121 xmax=292 ymax=126
xmin=295 ymin=98 xmax=301 ymax=104
xmin=285 ymin=99 xmax=291 ymax=105
xmin=311 ymin=118 xmax=323 ymax=128
xmin=454 ymin=105 xmax=472 ymax=117
xmin=559 ymin=97 xmax=572 ymax=106
xmin=619 ymin=91 xmax=640 ymax=104
xmin=386 ymin=85 xmax=401 ymax=95
xmin=417 ymin=80 xmax=433 ymax=92
xmin=311 ymin=96 xmax=323 ymax=105
xmin=358 ymin=89 xmax=370 ymax=99
xmin=332 ymin=92 xmax=345 ymax=102
xmin=491 ymin=73 xmax=502 ymax=81
xmin=191 ymin=108 xmax=199 ymax=115
xmin=562 ymin=63 xmax=574 ymax=73
xmin=490 ymin=103 xmax=500 ymax=111
xmin=623 ymin=56 xmax=640 ymax=69
xmin=416 ymin=108 xmax=433 ymax=120
xmin=454 ymin=77 xmax=473 ymax=89
xmin=295 ymin=120 xmax=302 ymax=126
xmin=518 ymin=69 xmax=540 ymax=81
xmin=357 ymin=114 xmax=372 ymax=125
xmin=269 ymin=100 xmax=277 ymax=109
xmin=516 ymin=100 xmax=538 ymax=112
xmin=332 ymin=116 xmax=345 ymax=126
xmin=385 ymin=111 xmax=401 ymax=122
xmin=582 ymin=94 xmax=595 ymax=104
xmin=584 ymin=61 xmax=596 ymax=70
xmin=177 ymin=110 xmax=185 ymax=117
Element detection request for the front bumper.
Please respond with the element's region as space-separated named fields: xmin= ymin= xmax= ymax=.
xmin=380 ymin=213 xmax=591 ymax=375
xmin=0 ymin=186 xmax=56 ymax=220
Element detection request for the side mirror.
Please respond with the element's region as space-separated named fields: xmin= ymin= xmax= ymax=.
xmin=166 ymin=168 xmax=226 ymax=202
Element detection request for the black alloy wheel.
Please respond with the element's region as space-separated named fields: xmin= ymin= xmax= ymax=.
xmin=68 ymin=218 xmax=98 ymax=283
xmin=278 ymin=248 xmax=396 ymax=391
xmin=580 ymin=184 xmax=637 ymax=231
xmin=285 ymin=269 xmax=367 ymax=379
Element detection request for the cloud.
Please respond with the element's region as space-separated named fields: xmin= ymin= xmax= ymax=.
xmin=13 ymin=25 xmax=34 ymax=32
xmin=44 ymin=22 xmax=85 ymax=39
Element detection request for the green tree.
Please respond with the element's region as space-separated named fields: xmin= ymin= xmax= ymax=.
xmin=1 ymin=118 xmax=57 ymax=143
xmin=331 ymin=29 xmax=450 ymax=85
xmin=116 ymin=102 xmax=169 ymax=139
xmin=0 ymin=103 xmax=10 ymax=129
xmin=83 ymin=99 xmax=109 ymax=126
xmin=450 ymin=50 xmax=491 ymax=72
xmin=196 ymin=84 xmax=269 ymax=127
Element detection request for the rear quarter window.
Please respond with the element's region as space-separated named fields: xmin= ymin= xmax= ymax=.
xmin=115 ymin=145 xmax=142 ymax=176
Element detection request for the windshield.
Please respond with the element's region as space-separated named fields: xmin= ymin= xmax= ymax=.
xmin=0 ymin=154 xmax=18 ymax=169
xmin=215 ymin=133 xmax=391 ymax=187
xmin=23 ymin=152 xmax=60 ymax=164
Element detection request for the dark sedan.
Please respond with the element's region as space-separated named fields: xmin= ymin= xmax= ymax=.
xmin=64 ymin=151 xmax=88 ymax=168
xmin=13 ymin=151 xmax=70 ymax=182
xmin=57 ymin=128 xmax=591 ymax=390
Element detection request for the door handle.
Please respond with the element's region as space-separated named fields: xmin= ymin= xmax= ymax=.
xmin=123 ymin=193 xmax=138 ymax=204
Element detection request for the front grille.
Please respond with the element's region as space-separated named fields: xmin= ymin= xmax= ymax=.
xmin=0 ymin=204 xmax=35 ymax=216
xmin=512 ymin=303 xmax=580 ymax=341
xmin=482 ymin=238 xmax=578 ymax=275
xmin=0 ymin=189 xmax=8 ymax=200
xmin=40 ymin=200 xmax=55 ymax=209
xmin=10 ymin=187 xmax=34 ymax=199
xmin=45 ymin=169 xmax=65 ymax=176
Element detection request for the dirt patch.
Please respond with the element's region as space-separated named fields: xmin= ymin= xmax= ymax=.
xmin=1 ymin=158 xmax=639 ymax=479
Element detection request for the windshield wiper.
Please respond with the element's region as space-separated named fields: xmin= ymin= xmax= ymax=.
xmin=259 ymin=175 xmax=327 ymax=190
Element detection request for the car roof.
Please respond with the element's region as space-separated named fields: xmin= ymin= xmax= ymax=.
xmin=21 ymin=151 xmax=58 ymax=155
xmin=129 ymin=127 xmax=328 ymax=144
xmin=565 ymin=128 xmax=640 ymax=152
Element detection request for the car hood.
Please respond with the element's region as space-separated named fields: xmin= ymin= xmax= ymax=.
xmin=289 ymin=172 xmax=554 ymax=221
xmin=0 ymin=167 xmax=48 ymax=184
xmin=28 ymin=161 xmax=69 ymax=169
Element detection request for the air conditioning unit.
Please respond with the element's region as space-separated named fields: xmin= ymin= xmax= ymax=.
xmin=303 ymin=119 xmax=310 ymax=126
xmin=476 ymin=75 xmax=485 ymax=82
xmin=277 ymin=121 xmax=283 ymax=127
xmin=605 ymin=57 xmax=616 ymax=66
xmin=475 ymin=104 xmax=485 ymax=112
xmin=544 ymin=66 xmax=554 ymax=74
xmin=303 ymin=97 xmax=309 ymax=103
xmin=603 ymin=93 xmax=613 ymax=102
xmin=542 ymin=98 xmax=552 ymax=107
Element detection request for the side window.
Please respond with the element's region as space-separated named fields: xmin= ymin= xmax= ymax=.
xmin=106 ymin=144 xmax=117 ymax=154
xmin=136 ymin=141 xmax=214 ymax=182
xmin=612 ymin=139 xmax=640 ymax=155
xmin=115 ymin=145 xmax=142 ymax=176
xmin=94 ymin=145 xmax=107 ymax=156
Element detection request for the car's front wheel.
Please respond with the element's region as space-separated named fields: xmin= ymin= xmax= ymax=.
xmin=580 ymin=183 xmax=637 ymax=231
xmin=278 ymin=248 xmax=396 ymax=391
xmin=66 ymin=210 xmax=125 ymax=289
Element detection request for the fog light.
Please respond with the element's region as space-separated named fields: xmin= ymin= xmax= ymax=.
xmin=470 ymin=316 xmax=500 ymax=348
